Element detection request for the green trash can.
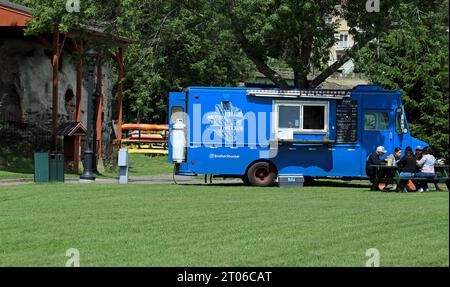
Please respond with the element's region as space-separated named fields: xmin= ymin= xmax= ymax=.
xmin=34 ymin=152 xmax=50 ymax=183
xmin=49 ymin=153 xmax=64 ymax=182
xmin=56 ymin=154 xmax=64 ymax=182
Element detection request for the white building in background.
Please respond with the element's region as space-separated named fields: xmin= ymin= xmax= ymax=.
xmin=329 ymin=18 xmax=355 ymax=75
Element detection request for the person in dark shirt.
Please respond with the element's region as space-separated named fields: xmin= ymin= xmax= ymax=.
xmin=365 ymin=146 xmax=387 ymax=183
xmin=397 ymin=146 xmax=417 ymax=192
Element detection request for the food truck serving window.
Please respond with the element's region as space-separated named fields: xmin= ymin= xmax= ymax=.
xmin=279 ymin=106 xmax=301 ymax=128
xmin=275 ymin=101 xmax=328 ymax=133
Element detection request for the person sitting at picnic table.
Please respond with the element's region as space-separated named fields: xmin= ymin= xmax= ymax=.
xmin=365 ymin=146 xmax=387 ymax=183
xmin=415 ymin=145 xmax=424 ymax=160
xmin=397 ymin=146 xmax=417 ymax=192
xmin=415 ymin=146 xmax=436 ymax=192
xmin=386 ymin=147 xmax=402 ymax=166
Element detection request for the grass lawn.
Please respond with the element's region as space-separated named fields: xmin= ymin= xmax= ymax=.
xmin=0 ymin=182 xmax=448 ymax=266
xmin=101 ymin=154 xmax=173 ymax=178
xmin=0 ymin=170 xmax=33 ymax=180
xmin=0 ymin=154 xmax=173 ymax=180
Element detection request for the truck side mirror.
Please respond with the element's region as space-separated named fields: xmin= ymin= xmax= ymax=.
xmin=396 ymin=107 xmax=408 ymax=134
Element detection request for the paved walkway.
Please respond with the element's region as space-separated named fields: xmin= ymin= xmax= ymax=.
xmin=0 ymin=178 xmax=34 ymax=186
xmin=0 ymin=174 xmax=242 ymax=186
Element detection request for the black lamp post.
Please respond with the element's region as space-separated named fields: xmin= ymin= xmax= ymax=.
xmin=80 ymin=48 xmax=97 ymax=181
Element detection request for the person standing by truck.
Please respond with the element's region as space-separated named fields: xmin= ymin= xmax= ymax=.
xmin=365 ymin=146 xmax=388 ymax=183
xmin=415 ymin=147 xmax=436 ymax=192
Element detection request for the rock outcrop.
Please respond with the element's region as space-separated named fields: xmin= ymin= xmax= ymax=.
xmin=0 ymin=38 xmax=113 ymax=158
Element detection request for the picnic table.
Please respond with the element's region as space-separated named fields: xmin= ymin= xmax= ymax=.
xmin=370 ymin=164 xmax=449 ymax=192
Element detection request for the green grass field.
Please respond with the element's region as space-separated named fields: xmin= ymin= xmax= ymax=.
xmin=0 ymin=182 xmax=448 ymax=266
xmin=103 ymin=154 xmax=173 ymax=177
xmin=0 ymin=170 xmax=33 ymax=180
xmin=0 ymin=154 xmax=173 ymax=180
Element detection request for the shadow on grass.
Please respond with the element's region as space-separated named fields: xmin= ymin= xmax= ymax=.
xmin=173 ymin=179 xmax=372 ymax=189
xmin=308 ymin=179 xmax=370 ymax=188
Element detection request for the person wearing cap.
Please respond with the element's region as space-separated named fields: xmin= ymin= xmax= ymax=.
xmin=365 ymin=146 xmax=388 ymax=183
xmin=415 ymin=145 xmax=424 ymax=160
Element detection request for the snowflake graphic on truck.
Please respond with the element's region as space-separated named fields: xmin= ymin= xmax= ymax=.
xmin=205 ymin=102 xmax=244 ymax=143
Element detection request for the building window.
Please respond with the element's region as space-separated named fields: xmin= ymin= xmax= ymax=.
xmin=339 ymin=34 xmax=348 ymax=48
xmin=364 ymin=112 xmax=389 ymax=131
xmin=275 ymin=101 xmax=328 ymax=134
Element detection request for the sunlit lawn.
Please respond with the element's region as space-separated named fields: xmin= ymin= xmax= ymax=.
xmin=0 ymin=182 xmax=448 ymax=266
xmin=0 ymin=154 xmax=172 ymax=180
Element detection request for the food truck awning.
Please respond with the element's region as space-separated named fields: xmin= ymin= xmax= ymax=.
xmin=247 ymin=89 xmax=350 ymax=99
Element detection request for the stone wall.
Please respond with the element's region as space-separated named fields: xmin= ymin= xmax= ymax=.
xmin=0 ymin=38 xmax=114 ymax=159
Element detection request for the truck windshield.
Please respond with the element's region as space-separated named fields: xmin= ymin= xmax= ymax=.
xmin=364 ymin=112 xmax=389 ymax=131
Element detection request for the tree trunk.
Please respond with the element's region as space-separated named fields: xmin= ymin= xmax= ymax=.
xmin=309 ymin=55 xmax=351 ymax=88
xmin=232 ymin=28 xmax=290 ymax=88
xmin=310 ymin=34 xmax=376 ymax=88
xmin=226 ymin=5 xmax=290 ymax=88
xmin=294 ymin=70 xmax=309 ymax=88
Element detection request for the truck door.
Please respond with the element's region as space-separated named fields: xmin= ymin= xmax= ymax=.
xmin=361 ymin=109 xmax=394 ymax=171
xmin=168 ymin=92 xmax=187 ymax=162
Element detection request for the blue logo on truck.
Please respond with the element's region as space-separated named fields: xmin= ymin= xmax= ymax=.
xmin=206 ymin=102 xmax=244 ymax=143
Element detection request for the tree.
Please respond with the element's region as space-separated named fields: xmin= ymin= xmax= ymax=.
xmin=12 ymin=0 xmax=118 ymax=34
xmin=357 ymin=0 xmax=449 ymax=159
xmin=118 ymin=0 xmax=254 ymax=122
xmin=217 ymin=0 xmax=408 ymax=88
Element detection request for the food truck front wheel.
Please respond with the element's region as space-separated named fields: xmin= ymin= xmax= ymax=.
xmin=246 ymin=161 xmax=277 ymax=187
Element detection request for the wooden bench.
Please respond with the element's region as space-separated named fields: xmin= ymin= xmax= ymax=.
xmin=396 ymin=167 xmax=449 ymax=191
xmin=370 ymin=164 xmax=449 ymax=191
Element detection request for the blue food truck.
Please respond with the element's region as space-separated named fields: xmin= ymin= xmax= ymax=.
xmin=168 ymin=85 xmax=427 ymax=186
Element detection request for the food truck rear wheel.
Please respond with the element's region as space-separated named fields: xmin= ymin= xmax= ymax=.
xmin=247 ymin=161 xmax=277 ymax=187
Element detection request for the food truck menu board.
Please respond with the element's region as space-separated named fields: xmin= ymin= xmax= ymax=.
xmin=336 ymin=99 xmax=358 ymax=143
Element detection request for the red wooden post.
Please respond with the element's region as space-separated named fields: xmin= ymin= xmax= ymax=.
xmin=117 ymin=47 xmax=124 ymax=145
xmin=52 ymin=31 xmax=60 ymax=150
xmin=96 ymin=64 xmax=103 ymax=160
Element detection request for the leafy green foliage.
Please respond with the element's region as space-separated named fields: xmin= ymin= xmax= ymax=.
xmin=215 ymin=0 xmax=409 ymax=87
xmin=357 ymin=0 xmax=449 ymax=158
xmin=119 ymin=0 xmax=254 ymax=122
xmin=12 ymin=0 xmax=116 ymax=34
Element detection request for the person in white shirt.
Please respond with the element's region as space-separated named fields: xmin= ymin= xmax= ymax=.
xmin=415 ymin=147 xmax=436 ymax=192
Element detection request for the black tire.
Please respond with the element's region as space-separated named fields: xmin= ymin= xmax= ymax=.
xmin=304 ymin=176 xmax=315 ymax=186
xmin=246 ymin=161 xmax=277 ymax=187
xmin=241 ymin=175 xmax=250 ymax=185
